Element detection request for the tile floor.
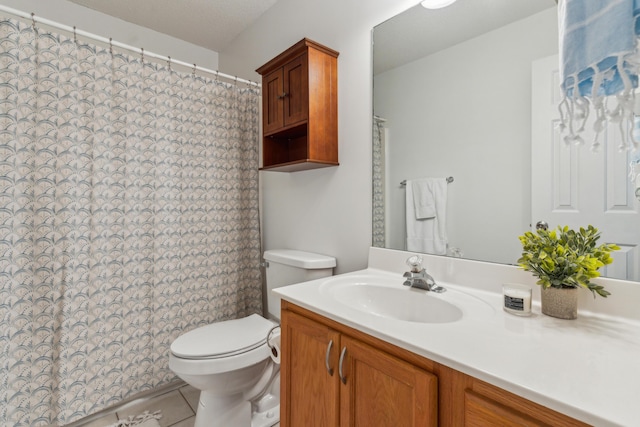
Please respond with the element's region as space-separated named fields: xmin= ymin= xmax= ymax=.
xmin=74 ymin=384 xmax=279 ymax=427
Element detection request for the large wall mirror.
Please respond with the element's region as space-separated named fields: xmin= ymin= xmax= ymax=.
xmin=372 ymin=0 xmax=640 ymax=282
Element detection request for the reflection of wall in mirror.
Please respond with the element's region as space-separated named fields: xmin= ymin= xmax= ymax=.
xmin=374 ymin=8 xmax=558 ymax=265
xmin=632 ymin=147 xmax=640 ymax=200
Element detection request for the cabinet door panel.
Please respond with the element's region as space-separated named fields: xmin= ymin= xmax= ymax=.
xmin=263 ymin=68 xmax=284 ymax=134
xmin=340 ymin=336 xmax=437 ymax=427
xmin=281 ymin=310 xmax=340 ymax=427
xmin=283 ymin=54 xmax=309 ymax=127
xmin=464 ymin=390 xmax=550 ymax=427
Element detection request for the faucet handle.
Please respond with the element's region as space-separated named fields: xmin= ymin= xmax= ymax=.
xmin=406 ymin=255 xmax=423 ymax=273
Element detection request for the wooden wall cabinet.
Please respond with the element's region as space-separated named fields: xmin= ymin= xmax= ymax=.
xmin=256 ymin=39 xmax=339 ymax=172
xmin=281 ymin=302 xmax=591 ymax=427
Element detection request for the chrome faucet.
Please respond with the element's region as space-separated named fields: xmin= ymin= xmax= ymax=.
xmin=403 ymin=256 xmax=446 ymax=293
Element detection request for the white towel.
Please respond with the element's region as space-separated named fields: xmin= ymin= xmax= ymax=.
xmin=411 ymin=178 xmax=437 ymax=219
xmin=405 ymin=178 xmax=447 ymax=254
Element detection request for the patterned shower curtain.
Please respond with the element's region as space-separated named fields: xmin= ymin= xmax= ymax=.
xmin=0 ymin=17 xmax=262 ymax=426
xmin=372 ymin=117 xmax=385 ymax=247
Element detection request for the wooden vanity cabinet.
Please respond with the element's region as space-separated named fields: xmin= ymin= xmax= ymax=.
xmin=437 ymin=366 xmax=590 ymax=427
xmin=339 ymin=335 xmax=438 ymax=426
xmin=281 ymin=310 xmax=341 ymax=425
xmin=281 ymin=301 xmax=591 ymax=427
xmin=281 ymin=301 xmax=438 ymax=426
xmin=256 ymin=38 xmax=339 ymax=172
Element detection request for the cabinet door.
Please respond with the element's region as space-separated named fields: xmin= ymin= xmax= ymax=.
xmin=263 ymin=68 xmax=284 ymax=135
xmin=281 ymin=310 xmax=341 ymax=427
xmin=464 ymin=390 xmax=550 ymax=427
xmin=283 ymin=53 xmax=309 ymax=127
xmin=339 ymin=336 xmax=438 ymax=427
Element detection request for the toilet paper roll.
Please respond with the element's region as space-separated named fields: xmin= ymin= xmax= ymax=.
xmin=268 ymin=329 xmax=281 ymax=364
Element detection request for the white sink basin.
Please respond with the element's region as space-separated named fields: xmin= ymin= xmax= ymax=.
xmin=320 ymin=274 xmax=494 ymax=324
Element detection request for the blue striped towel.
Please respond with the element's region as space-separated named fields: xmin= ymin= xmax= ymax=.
xmin=559 ymin=0 xmax=640 ymax=148
xmin=561 ymin=0 xmax=640 ymax=97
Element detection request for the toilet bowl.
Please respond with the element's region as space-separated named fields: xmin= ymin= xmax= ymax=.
xmin=169 ymin=314 xmax=280 ymax=427
xmin=169 ymin=249 xmax=336 ymax=427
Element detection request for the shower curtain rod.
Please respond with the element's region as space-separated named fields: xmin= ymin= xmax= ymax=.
xmin=0 ymin=5 xmax=260 ymax=88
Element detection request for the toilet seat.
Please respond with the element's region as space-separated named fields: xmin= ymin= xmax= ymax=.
xmin=169 ymin=314 xmax=277 ymax=375
xmin=171 ymin=314 xmax=276 ymax=359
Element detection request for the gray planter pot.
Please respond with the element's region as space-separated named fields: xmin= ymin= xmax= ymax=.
xmin=540 ymin=286 xmax=578 ymax=319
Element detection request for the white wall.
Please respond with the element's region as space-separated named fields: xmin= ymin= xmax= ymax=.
xmin=220 ymin=0 xmax=418 ymax=274
xmin=375 ymin=8 xmax=558 ymax=265
xmin=0 ymin=0 xmax=218 ymax=71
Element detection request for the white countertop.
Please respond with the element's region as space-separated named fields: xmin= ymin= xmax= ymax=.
xmin=273 ymin=248 xmax=640 ymax=427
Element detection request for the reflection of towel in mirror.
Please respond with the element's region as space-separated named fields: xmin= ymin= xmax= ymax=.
xmin=412 ymin=179 xmax=437 ymax=219
xmin=406 ymin=178 xmax=447 ymax=254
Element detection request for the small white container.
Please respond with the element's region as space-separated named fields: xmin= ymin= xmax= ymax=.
xmin=503 ymin=283 xmax=532 ymax=316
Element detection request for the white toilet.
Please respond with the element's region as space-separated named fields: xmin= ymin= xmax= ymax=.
xmin=169 ymin=249 xmax=336 ymax=427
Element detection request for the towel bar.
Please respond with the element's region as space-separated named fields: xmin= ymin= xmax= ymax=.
xmin=400 ymin=177 xmax=453 ymax=186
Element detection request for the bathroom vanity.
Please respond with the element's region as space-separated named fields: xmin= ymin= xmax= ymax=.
xmin=274 ymin=247 xmax=640 ymax=426
xmin=281 ymin=301 xmax=586 ymax=426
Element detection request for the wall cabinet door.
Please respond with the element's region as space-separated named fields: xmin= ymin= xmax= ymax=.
xmin=282 ymin=54 xmax=308 ymax=127
xmin=262 ymin=54 xmax=309 ymax=135
xmin=262 ymin=68 xmax=285 ymax=135
xmin=339 ymin=336 xmax=438 ymax=427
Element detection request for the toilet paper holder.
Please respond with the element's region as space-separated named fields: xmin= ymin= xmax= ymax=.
xmin=267 ymin=325 xmax=281 ymax=358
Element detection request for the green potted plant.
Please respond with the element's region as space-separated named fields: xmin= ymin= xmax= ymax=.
xmin=517 ymin=225 xmax=619 ymax=319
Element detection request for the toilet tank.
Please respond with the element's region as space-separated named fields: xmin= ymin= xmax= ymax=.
xmin=264 ymin=249 xmax=336 ymax=320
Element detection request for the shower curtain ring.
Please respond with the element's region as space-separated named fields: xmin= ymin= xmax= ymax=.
xmin=140 ymin=47 xmax=144 ymax=62
xmin=30 ymin=12 xmax=36 ymax=31
xmin=109 ymin=38 xmax=113 ymax=56
xmin=73 ymin=26 xmax=77 ymax=44
xmin=167 ymin=56 xmax=171 ymax=71
xmin=192 ymin=64 xmax=197 ymax=76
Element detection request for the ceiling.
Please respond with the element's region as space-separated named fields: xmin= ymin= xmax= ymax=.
xmin=67 ymin=0 xmax=556 ymax=67
xmin=69 ymin=0 xmax=279 ymax=52
xmin=373 ymin=0 xmax=557 ymax=75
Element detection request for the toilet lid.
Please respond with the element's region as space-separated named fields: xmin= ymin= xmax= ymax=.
xmin=171 ymin=314 xmax=276 ymax=359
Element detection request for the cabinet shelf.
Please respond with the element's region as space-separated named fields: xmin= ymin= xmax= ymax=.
xmin=260 ymin=159 xmax=340 ymax=173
